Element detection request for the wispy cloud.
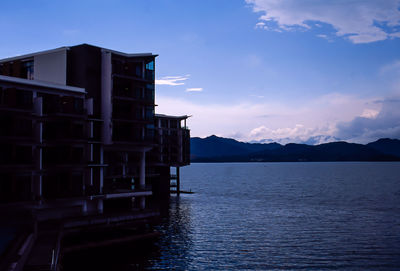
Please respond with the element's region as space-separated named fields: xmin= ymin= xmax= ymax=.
xmin=380 ymin=60 xmax=400 ymax=75
xmin=186 ymin=88 xmax=203 ymax=92
xmin=155 ymin=75 xmax=190 ymax=86
xmin=246 ymin=0 xmax=400 ymax=43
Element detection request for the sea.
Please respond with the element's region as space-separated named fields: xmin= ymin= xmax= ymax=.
xmin=68 ymin=162 xmax=400 ymax=270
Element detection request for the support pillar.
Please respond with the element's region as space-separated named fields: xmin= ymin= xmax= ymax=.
xmin=139 ymin=151 xmax=146 ymax=209
xmin=33 ymin=95 xmax=43 ymax=202
xmin=97 ymin=199 xmax=103 ymax=214
xmin=99 ymin=146 xmax=104 ymax=194
xmin=176 ymin=167 xmax=180 ymax=195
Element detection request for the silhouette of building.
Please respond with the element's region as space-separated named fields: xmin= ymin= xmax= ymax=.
xmin=0 ymin=44 xmax=190 ymax=269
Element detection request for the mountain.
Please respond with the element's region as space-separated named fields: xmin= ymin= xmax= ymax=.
xmin=190 ymin=135 xmax=281 ymax=159
xmin=190 ymin=136 xmax=400 ymax=162
xmin=366 ymin=138 xmax=400 ymax=157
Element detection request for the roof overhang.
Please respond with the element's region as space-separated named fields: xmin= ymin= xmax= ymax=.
xmin=0 ymin=47 xmax=69 ymax=63
xmin=0 ymin=75 xmax=86 ymax=94
xmin=155 ymin=114 xmax=190 ymax=120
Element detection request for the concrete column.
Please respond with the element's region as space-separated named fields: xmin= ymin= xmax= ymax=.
xmin=122 ymin=152 xmax=128 ymax=177
xmin=97 ymin=199 xmax=104 ymax=214
xmin=176 ymin=167 xmax=180 ymax=195
xmin=101 ymin=50 xmax=112 ymax=145
xmin=99 ymin=146 xmax=104 ymax=194
xmin=33 ymin=95 xmax=43 ymax=201
xmin=139 ymin=151 xmax=146 ymax=209
xmin=82 ymin=200 xmax=88 ymax=214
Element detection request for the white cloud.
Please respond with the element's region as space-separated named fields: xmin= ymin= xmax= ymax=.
xmin=335 ymin=97 xmax=400 ymax=143
xmin=250 ymin=124 xmax=315 ymax=141
xmin=246 ymin=0 xmax=400 ymax=43
xmin=156 ymin=92 xmax=384 ymax=143
xmin=155 ymin=75 xmax=190 ymax=86
xmin=360 ymin=109 xmax=379 ymax=119
xmin=186 ymin=88 xmax=203 ymax=92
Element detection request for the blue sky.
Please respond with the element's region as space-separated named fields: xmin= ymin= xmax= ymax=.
xmin=1 ymin=0 xmax=400 ymax=143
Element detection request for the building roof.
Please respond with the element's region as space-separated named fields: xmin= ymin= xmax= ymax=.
xmin=155 ymin=114 xmax=190 ymax=120
xmin=0 ymin=75 xmax=86 ymax=94
xmin=0 ymin=44 xmax=157 ymax=63
xmin=0 ymin=47 xmax=69 ymax=63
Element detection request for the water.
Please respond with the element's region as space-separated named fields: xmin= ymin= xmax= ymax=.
xmin=148 ymin=162 xmax=400 ymax=270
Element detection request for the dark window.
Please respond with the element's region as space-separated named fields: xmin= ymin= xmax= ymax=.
xmin=74 ymin=98 xmax=84 ymax=114
xmin=145 ymin=84 xmax=154 ymax=101
xmin=145 ymin=60 xmax=155 ymax=80
xmin=170 ymin=120 xmax=178 ymax=129
xmin=16 ymin=90 xmax=32 ymax=109
xmin=21 ymin=60 xmax=34 ymax=80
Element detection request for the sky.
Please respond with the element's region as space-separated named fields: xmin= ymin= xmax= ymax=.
xmin=1 ymin=0 xmax=400 ymax=144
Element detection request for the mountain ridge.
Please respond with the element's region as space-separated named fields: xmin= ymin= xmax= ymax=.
xmin=190 ymin=135 xmax=400 ymax=162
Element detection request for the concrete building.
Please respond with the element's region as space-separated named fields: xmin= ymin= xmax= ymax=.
xmin=0 ymin=44 xmax=190 ymax=270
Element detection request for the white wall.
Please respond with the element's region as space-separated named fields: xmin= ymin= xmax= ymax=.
xmin=34 ymin=49 xmax=67 ymax=85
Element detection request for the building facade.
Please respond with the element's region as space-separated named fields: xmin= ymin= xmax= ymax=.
xmin=0 ymin=44 xmax=190 ymax=215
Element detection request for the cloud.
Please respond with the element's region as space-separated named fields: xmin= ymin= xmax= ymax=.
xmin=246 ymin=0 xmax=400 ymax=43
xmin=186 ymin=88 xmax=203 ymax=92
xmin=360 ymin=109 xmax=379 ymax=119
xmin=156 ymin=92 xmax=384 ymax=143
xmin=250 ymin=124 xmax=317 ymax=142
xmin=155 ymin=75 xmax=190 ymax=86
xmin=334 ymin=97 xmax=400 ymax=143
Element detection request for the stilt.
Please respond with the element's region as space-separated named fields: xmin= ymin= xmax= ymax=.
xmin=139 ymin=151 xmax=146 ymax=209
xmin=176 ymin=167 xmax=180 ymax=195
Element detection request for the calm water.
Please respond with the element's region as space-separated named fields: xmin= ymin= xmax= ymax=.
xmin=148 ymin=162 xmax=400 ymax=270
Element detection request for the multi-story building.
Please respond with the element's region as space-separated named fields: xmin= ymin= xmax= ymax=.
xmin=0 ymin=44 xmax=190 ymax=269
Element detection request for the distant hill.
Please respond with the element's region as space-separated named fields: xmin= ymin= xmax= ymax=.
xmin=190 ymin=135 xmax=281 ymax=159
xmin=366 ymin=138 xmax=400 ymax=157
xmin=190 ymin=136 xmax=400 ymax=162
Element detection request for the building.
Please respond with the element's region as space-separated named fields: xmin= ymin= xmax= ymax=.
xmin=0 ymin=44 xmax=190 ymax=270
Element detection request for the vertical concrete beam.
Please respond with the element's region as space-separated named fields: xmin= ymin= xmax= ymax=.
xmin=101 ymin=50 xmax=112 ymax=145
xmin=176 ymin=167 xmax=180 ymax=195
xmin=139 ymin=151 xmax=146 ymax=209
xmin=99 ymin=146 xmax=104 ymax=194
xmin=33 ymin=95 xmax=43 ymax=200
xmin=97 ymin=199 xmax=104 ymax=214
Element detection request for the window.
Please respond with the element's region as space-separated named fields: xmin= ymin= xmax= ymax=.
xmin=16 ymin=90 xmax=32 ymax=109
xmin=145 ymin=60 xmax=154 ymax=71
xmin=145 ymin=106 xmax=154 ymax=120
xmin=73 ymin=98 xmax=84 ymax=114
xmin=21 ymin=61 xmax=34 ymax=80
xmin=134 ymin=87 xmax=143 ymax=99
xmin=145 ymin=84 xmax=154 ymax=101
xmin=145 ymin=60 xmax=155 ymax=80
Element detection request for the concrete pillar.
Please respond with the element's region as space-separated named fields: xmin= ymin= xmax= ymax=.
xmin=33 ymin=95 xmax=43 ymax=201
xmin=176 ymin=167 xmax=180 ymax=195
xmin=101 ymin=50 xmax=112 ymax=145
xmin=99 ymin=146 xmax=104 ymax=194
xmin=122 ymin=152 xmax=128 ymax=177
xmin=139 ymin=151 xmax=146 ymax=209
xmin=82 ymin=200 xmax=88 ymax=214
xmin=97 ymin=199 xmax=104 ymax=214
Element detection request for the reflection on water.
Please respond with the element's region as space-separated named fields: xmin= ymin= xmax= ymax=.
xmin=148 ymin=196 xmax=194 ymax=270
xmin=149 ymin=162 xmax=400 ymax=270
xmin=64 ymin=162 xmax=400 ymax=270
